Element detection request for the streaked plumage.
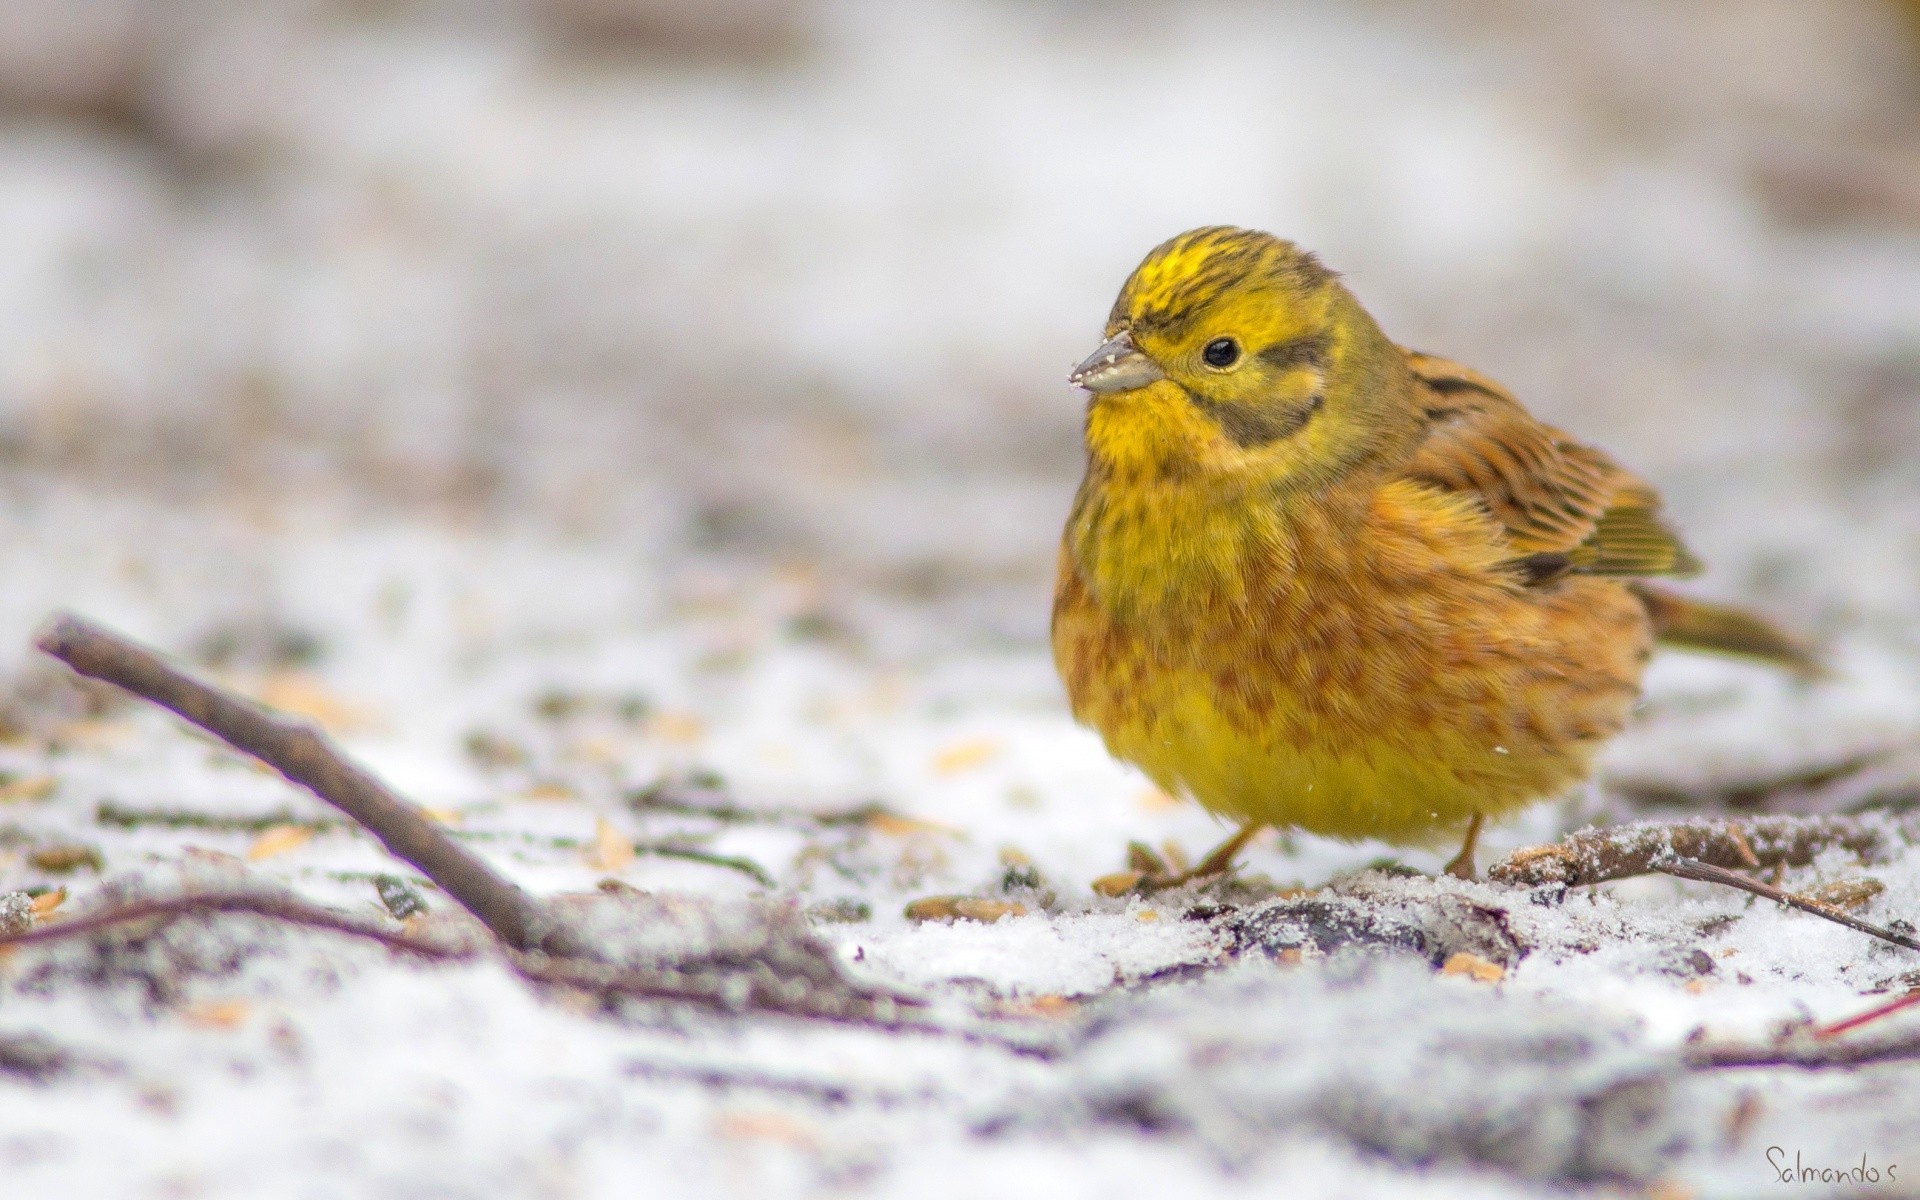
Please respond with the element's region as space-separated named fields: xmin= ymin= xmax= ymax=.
xmin=1052 ymin=227 xmax=1813 ymax=874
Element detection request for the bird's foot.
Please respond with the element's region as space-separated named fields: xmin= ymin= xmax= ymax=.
xmin=1092 ymin=823 xmax=1265 ymax=896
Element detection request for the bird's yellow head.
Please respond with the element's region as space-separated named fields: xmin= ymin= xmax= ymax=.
xmin=1072 ymin=226 xmax=1419 ymax=491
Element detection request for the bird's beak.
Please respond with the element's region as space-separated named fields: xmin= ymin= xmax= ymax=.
xmin=1069 ymin=330 xmax=1165 ymax=394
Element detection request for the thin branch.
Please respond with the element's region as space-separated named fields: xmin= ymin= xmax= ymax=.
xmin=35 ymin=614 xmax=572 ymax=955
xmin=96 ymin=801 xmax=346 ymax=835
xmin=0 ymin=892 xmax=468 ymax=960
xmin=635 ymin=843 xmax=777 ymax=887
xmin=1651 ymin=856 xmax=1920 ymax=954
xmin=1648 ymin=856 xmax=1920 ymax=1056
xmin=1817 ymin=989 xmax=1920 ymax=1039
xmin=627 ymin=785 xmax=885 ymax=829
xmin=1488 ymin=815 xmax=1886 ymax=888
xmin=1689 ymin=1029 xmax=1920 ymax=1069
xmin=0 ymin=890 xmax=931 ymax=1029
xmin=31 ymin=615 xmax=942 ymax=1028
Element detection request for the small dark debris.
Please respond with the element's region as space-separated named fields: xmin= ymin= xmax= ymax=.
xmin=1528 ymin=883 xmax=1569 ymax=907
xmin=805 ymin=898 xmax=872 ymax=924
xmin=191 ymin=619 xmax=325 ymax=670
xmin=463 ymin=731 xmax=528 ymax=769
xmin=628 ymin=779 xmax=735 ymax=818
xmin=1362 ymin=858 xmax=1424 ymax=877
xmin=1094 ymin=1091 xmax=1189 ymax=1134
xmin=614 ymin=695 xmax=651 ymax=722
xmin=1657 ymin=948 xmax=1717 ymax=978
xmin=1877 ymin=968 xmax=1920 ymax=992
xmin=532 ymin=689 xmax=653 ymax=723
xmin=374 ymin=876 xmax=428 ymax=920
xmin=0 ymin=1035 xmax=74 ymax=1084
xmin=533 ymin=690 xmax=586 ymax=721
xmin=1000 ymin=864 xmax=1043 ymax=892
xmin=785 ymin=611 xmax=851 ymax=643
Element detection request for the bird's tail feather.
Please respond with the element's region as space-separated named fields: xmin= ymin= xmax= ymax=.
xmin=1630 ymin=583 xmax=1823 ymax=678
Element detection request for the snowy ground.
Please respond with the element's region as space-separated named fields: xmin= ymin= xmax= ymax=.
xmin=2 ymin=1 xmax=1920 ymax=1196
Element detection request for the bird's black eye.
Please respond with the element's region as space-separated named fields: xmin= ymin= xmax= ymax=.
xmin=1202 ymin=337 xmax=1240 ymax=368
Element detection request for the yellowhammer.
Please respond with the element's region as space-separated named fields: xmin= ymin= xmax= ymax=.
xmin=1052 ymin=226 xmax=1815 ymax=882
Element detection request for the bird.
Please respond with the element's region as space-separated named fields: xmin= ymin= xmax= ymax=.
xmin=1050 ymin=226 xmax=1817 ymax=883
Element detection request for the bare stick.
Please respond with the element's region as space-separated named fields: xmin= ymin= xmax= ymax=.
xmin=1652 ymin=856 xmax=1920 ymax=953
xmin=1817 ymin=990 xmax=1920 ymax=1039
xmin=1649 ymin=857 xmax=1920 ymax=1052
xmin=0 ymin=891 xmax=928 ymax=1028
xmin=1488 ymin=815 xmax=1885 ymax=888
xmin=1689 ymin=1029 xmax=1920 ymax=1069
xmin=0 ymin=892 xmax=468 ymax=960
xmin=35 ymin=613 xmax=570 ymax=955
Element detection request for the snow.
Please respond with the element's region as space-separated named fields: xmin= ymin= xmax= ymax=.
xmin=3 ymin=0 xmax=1920 ymax=1195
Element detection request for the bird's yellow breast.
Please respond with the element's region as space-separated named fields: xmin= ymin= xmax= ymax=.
xmin=1051 ymin=452 xmax=1649 ymax=845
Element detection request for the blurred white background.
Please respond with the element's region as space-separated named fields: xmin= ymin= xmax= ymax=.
xmin=0 ymin=0 xmax=1916 ymax=653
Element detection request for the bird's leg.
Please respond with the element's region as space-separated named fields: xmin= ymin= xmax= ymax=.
xmin=1188 ymin=821 xmax=1264 ymax=879
xmin=1442 ymin=813 xmax=1484 ymax=880
xmin=1149 ymin=821 xmax=1264 ymax=888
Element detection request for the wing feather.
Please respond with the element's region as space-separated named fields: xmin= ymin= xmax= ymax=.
xmin=1399 ymin=350 xmax=1700 ymax=580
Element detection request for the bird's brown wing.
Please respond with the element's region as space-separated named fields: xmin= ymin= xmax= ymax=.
xmin=1398 ymin=350 xmax=1701 ymax=579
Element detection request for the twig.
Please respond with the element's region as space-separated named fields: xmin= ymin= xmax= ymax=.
xmin=635 ymin=843 xmax=777 ymax=887
xmin=35 ymin=614 xmax=572 ymax=955
xmin=628 ymin=785 xmax=884 ymax=829
xmin=1651 ymin=857 xmax=1920 ymax=953
xmin=31 ymin=613 xmax=921 ymax=1029
xmin=1817 ymin=990 xmax=1920 ymax=1039
xmin=1649 ymin=856 xmax=1920 ymax=1056
xmin=0 ymin=890 xmax=928 ymax=1027
xmin=96 ymin=801 xmax=345 ymax=834
xmin=0 ymin=891 xmax=467 ymax=960
xmin=1689 ymin=1028 xmax=1920 ymax=1069
xmin=1488 ymin=815 xmax=1885 ymax=888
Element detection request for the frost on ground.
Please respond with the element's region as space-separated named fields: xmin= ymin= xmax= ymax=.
xmin=4 ymin=517 xmax=1920 ymax=1200
xmin=2 ymin=0 xmax=1920 ymax=1197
